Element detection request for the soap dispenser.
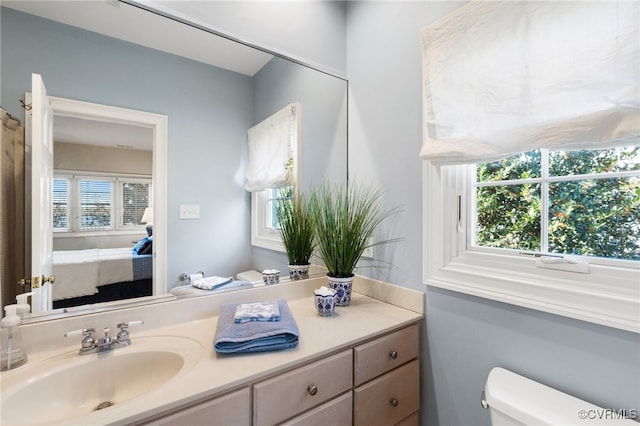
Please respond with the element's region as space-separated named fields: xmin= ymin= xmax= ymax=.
xmin=1 ymin=304 xmax=28 ymax=371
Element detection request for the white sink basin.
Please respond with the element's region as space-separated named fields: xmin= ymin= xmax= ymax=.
xmin=1 ymin=335 xmax=203 ymax=425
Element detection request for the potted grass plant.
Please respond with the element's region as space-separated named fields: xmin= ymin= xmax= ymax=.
xmin=275 ymin=189 xmax=316 ymax=280
xmin=309 ymin=182 xmax=400 ymax=305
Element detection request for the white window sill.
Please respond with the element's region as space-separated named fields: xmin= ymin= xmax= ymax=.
xmin=53 ymin=229 xmax=146 ymax=239
xmin=426 ymin=251 xmax=640 ymax=333
xmin=251 ymin=227 xmax=286 ymax=252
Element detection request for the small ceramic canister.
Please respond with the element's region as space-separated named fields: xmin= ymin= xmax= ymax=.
xmin=262 ymin=269 xmax=280 ymax=285
xmin=313 ymin=286 xmax=337 ymax=317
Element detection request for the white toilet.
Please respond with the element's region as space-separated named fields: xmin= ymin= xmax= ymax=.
xmin=483 ymin=367 xmax=637 ymax=425
xmin=236 ymin=270 xmax=263 ymax=283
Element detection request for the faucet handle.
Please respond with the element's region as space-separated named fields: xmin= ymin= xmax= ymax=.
xmin=116 ymin=320 xmax=143 ymax=330
xmin=64 ymin=327 xmax=96 ymax=338
xmin=98 ymin=328 xmax=112 ymax=346
xmin=116 ymin=320 xmax=143 ymax=345
xmin=64 ymin=328 xmax=96 ymax=352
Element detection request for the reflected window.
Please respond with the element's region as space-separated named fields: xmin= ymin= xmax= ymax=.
xmin=53 ymin=173 xmax=151 ymax=234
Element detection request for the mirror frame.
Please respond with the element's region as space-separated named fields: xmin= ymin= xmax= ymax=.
xmin=124 ymin=0 xmax=348 ymax=82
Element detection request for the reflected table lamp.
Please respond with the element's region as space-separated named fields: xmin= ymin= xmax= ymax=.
xmin=141 ymin=207 xmax=153 ymax=236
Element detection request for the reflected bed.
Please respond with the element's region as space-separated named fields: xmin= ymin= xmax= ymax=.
xmin=51 ymin=247 xmax=152 ymax=309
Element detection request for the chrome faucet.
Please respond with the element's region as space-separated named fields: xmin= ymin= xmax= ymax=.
xmin=97 ymin=328 xmax=114 ymax=353
xmin=65 ymin=321 xmax=143 ymax=355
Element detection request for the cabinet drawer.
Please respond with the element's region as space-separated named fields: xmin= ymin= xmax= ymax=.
xmin=279 ymin=392 xmax=353 ymax=426
xmin=254 ymin=350 xmax=352 ymax=426
xmin=140 ymin=387 xmax=250 ymax=426
xmin=354 ymin=359 xmax=419 ymax=426
xmin=354 ymin=324 xmax=419 ymax=386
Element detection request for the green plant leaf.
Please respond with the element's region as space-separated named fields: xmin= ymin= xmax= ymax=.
xmin=309 ymin=181 xmax=401 ymax=277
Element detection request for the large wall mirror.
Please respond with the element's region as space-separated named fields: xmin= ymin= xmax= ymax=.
xmin=0 ymin=1 xmax=347 ymax=321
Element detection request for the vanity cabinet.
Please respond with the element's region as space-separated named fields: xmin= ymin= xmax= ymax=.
xmin=253 ymin=324 xmax=420 ymax=426
xmin=139 ymin=387 xmax=250 ymax=425
xmin=136 ymin=323 xmax=419 ymax=426
xmin=279 ymin=392 xmax=353 ymax=426
xmin=354 ymin=324 xmax=420 ymax=426
xmin=253 ymin=350 xmax=353 ymax=426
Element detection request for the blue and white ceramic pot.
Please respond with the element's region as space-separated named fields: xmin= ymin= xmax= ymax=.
xmin=288 ymin=264 xmax=310 ymax=281
xmin=326 ymin=274 xmax=354 ymax=306
xmin=314 ymin=293 xmax=337 ymax=316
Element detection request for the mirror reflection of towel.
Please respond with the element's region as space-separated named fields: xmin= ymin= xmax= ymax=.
xmin=192 ymin=276 xmax=232 ymax=290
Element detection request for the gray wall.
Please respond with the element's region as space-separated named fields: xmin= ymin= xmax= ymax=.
xmin=251 ymin=56 xmax=348 ymax=274
xmin=53 ymin=143 xmax=152 ymax=176
xmin=345 ymin=2 xmax=640 ymax=425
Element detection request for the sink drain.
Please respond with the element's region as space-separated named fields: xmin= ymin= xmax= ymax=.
xmin=94 ymin=401 xmax=114 ymax=411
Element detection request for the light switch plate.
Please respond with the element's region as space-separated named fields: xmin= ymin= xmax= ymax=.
xmin=179 ymin=204 xmax=200 ymax=219
xmin=361 ymin=238 xmax=374 ymax=259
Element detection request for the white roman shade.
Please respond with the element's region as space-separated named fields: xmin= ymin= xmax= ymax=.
xmin=420 ymin=1 xmax=640 ymax=165
xmin=245 ymin=102 xmax=300 ymax=192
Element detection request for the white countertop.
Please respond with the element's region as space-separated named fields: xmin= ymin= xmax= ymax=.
xmin=1 ymin=277 xmax=424 ymax=426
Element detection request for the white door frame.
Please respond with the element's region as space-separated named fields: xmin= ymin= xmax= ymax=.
xmin=26 ymin=74 xmax=54 ymax=312
xmin=48 ymin=96 xmax=168 ymax=297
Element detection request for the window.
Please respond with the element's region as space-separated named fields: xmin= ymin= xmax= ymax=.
xmin=251 ymin=187 xmax=292 ymax=252
xmin=420 ymin=1 xmax=639 ymax=332
xmin=121 ymin=181 xmax=152 ymax=228
xmin=472 ymin=147 xmax=640 ymax=264
xmin=247 ymin=103 xmax=301 ymax=251
xmin=79 ymin=178 xmax=112 ymax=229
xmin=423 ymin=156 xmax=640 ymax=333
xmin=53 ymin=172 xmax=151 ymax=234
xmin=52 ymin=178 xmax=69 ymax=229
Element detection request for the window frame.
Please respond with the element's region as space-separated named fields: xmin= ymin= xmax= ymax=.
xmin=251 ymin=188 xmax=286 ymax=253
xmin=53 ymin=171 xmax=152 ymax=237
xmin=470 ymin=148 xmax=640 ymax=267
xmin=118 ymin=177 xmax=153 ymax=231
xmin=423 ymin=160 xmax=640 ymax=333
xmin=249 ymin=103 xmax=301 ymax=253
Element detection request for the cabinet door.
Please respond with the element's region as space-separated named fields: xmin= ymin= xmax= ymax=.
xmin=354 ymin=360 xmax=420 ymax=426
xmin=279 ymin=392 xmax=353 ymax=426
xmin=254 ymin=350 xmax=352 ymax=426
xmin=141 ymin=387 xmax=250 ymax=426
xmin=354 ymin=325 xmax=419 ymax=386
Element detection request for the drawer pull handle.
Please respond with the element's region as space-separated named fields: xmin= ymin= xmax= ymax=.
xmin=390 ymin=398 xmax=399 ymax=407
xmin=389 ymin=350 xmax=398 ymax=359
xmin=307 ymin=384 xmax=318 ymax=396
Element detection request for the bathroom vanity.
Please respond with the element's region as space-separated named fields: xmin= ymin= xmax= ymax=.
xmin=1 ymin=276 xmax=423 ymax=426
xmin=140 ymin=323 xmax=419 ymax=426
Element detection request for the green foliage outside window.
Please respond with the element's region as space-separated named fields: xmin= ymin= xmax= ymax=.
xmin=476 ymin=147 xmax=640 ymax=261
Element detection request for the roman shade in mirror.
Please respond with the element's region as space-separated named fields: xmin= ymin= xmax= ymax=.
xmin=245 ymin=102 xmax=300 ymax=192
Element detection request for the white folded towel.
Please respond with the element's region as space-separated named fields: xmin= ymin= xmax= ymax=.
xmin=233 ymin=300 xmax=281 ymax=324
xmin=192 ymin=276 xmax=233 ymax=290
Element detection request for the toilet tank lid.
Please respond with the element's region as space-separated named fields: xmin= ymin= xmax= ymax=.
xmin=484 ymin=368 xmax=636 ymax=425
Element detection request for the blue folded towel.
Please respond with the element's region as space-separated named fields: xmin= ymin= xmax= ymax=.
xmin=214 ymin=299 xmax=299 ymax=354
